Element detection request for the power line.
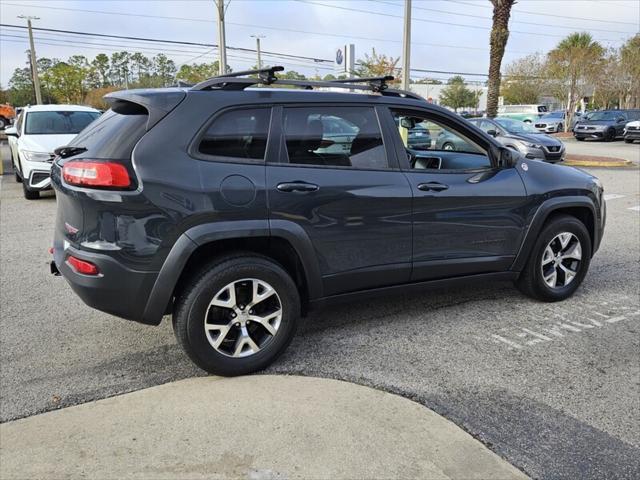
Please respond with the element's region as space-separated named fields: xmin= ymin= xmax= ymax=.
xmin=371 ymin=0 xmax=638 ymax=34
xmin=447 ymin=0 xmax=639 ymax=26
xmin=294 ymin=0 xmax=623 ymax=41
xmin=0 ymin=1 xmax=537 ymax=55
xmin=0 ymin=24 xmax=334 ymax=63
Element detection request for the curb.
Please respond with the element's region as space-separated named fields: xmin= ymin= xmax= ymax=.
xmin=563 ymin=158 xmax=633 ymax=168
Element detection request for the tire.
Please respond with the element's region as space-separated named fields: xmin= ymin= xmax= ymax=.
xmin=624 ymin=138 xmax=633 ymax=144
xmin=516 ymin=214 xmax=591 ymax=302
xmin=22 ymin=179 xmax=39 ymax=200
xmin=523 ymin=120 xmax=532 ymax=124
xmin=0 ymin=117 xmax=6 ymax=130
xmin=557 ymin=123 xmax=563 ymax=133
xmin=442 ymin=142 xmax=455 ymax=151
xmin=576 ymin=137 xmax=585 ymax=141
xmin=15 ymin=171 xmax=21 ymax=183
xmin=604 ymin=128 xmax=616 ymax=142
xmin=173 ymin=253 xmax=301 ymax=376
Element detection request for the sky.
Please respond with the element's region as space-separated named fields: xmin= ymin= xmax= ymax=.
xmin=0 ymin=0 xmax=639 ymax=87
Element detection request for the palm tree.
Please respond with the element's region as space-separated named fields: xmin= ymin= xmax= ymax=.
xmin=548 ymin=33 xmax=604 ymax=131
xmin=487 ymin=0 xmax=516 ymax=118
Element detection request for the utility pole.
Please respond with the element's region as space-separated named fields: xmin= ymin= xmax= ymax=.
xmin=251 ymin=35 xmax=265 ymax=69
xmin=18 ymin=15 xmax=42 ymax=104
xmin=401 ymin=0 xmax=411 ymax=91
xmin=214 ymin=0 xmax=228 ymax=75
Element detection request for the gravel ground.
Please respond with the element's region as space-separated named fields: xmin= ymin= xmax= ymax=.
xmin=1 ymin=141 xmax=639 ymax=479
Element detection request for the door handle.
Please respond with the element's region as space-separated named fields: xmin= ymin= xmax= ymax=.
xmin=276 ymin=182 xmax=319 ymax=193
xmin=417 ymin=182 xmax=449 ymax=192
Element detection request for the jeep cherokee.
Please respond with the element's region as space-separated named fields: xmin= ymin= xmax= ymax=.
xmin=50 ymin=67 xmax=606 ymax=376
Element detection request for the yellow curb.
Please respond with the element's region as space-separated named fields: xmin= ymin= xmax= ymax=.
xmin=564 ymin=159 xmax=632 ymax=167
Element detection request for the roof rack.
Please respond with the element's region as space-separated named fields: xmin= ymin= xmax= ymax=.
xmin=190 ymin=65 xmax=425 ymax=101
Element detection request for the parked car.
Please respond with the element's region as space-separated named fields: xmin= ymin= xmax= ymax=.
xmin=573 ymin=109 xmax=640 ymax=142
xmin=467 ymin=117 xmax=565 ymax=163
xmin=624 ymin=120 xmax=640 ymax=143
xmin=50 ymin=68 xmax=605 ymax=376
xmin=497 ymin=104 xmax=548 ymax=123
xmin=0 ymin=104 xmax=16 ymax=129
xmin=5 ymin=104 xmax=101 ymax=199
xmin=534 ymin=111 xmax=582 ymax=133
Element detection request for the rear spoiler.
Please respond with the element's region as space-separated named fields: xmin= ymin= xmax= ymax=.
xmin=104 ymin=88 xmax=186 ymax=130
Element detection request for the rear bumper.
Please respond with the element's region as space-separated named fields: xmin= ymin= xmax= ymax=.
xmin=53 ymin=242 xmax=160 ymax=325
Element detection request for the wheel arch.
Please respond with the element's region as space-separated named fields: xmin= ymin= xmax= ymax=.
xmin=141 ymin=221 xmax=322 ymax=325
xmin=511 ymin=196 xmax=597 ymax=272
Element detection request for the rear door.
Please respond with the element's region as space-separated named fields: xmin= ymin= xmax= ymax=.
xmin=266 ymin=104 xmax=413 ymax=297
xmin=386 ymin=107 xmax=528 ymax=281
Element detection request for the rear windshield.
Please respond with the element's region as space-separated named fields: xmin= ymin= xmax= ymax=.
xmin=25 ymin=111 xmax=100 ymax=135
xmin=67 ymin=109 xmax=147 ymax=159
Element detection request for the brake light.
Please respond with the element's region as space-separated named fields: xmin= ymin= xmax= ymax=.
xmin=62 ymin=161 xmax=130 ymax=188
xmin=67 ymin=256 xmax=100 ymax=275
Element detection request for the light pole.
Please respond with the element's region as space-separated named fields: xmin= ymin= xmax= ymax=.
xmin=18 ymin=14 xmax=42 ymax=104
xmin=401 ymin=0 xmax=411 ymax=91
xmin=251 ymin=35 xmax=265 ymax=69
xmin=214 ymin=0 xmax=228 ymax=75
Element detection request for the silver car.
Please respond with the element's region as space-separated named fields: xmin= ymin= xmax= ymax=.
xmin=468 ymin=117 xmax=566 ymax=163
xmin=534 ymin=111 xmax=582 ymax=133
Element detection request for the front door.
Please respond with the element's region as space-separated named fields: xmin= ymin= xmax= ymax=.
xmin=387 ymin=108 xmax=528 ymax=281
xmin=266 ymin=105 xmax=413 ymax=296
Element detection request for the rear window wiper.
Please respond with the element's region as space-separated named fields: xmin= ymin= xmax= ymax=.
xmin=55 ymin=146 xmax=87 ymax=158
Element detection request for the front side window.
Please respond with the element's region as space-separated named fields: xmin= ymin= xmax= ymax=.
xmin=199 ymin=108 xmax=271 ymax=160
xmin=495 ymin=118 xmax=538 ymax=134
xmin=25 ymin=111 xmax=100 ymax=135
xmin=282 ymin=106 xmax=387 ymax=169
xmin=392 ymin=110 xmax=490 ymax=171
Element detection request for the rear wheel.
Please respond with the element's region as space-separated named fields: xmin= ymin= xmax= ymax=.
xmin=173 ymin=254 xmax=301 ymax=376
xmin=516 ymin=214 xmax=591 ymax=302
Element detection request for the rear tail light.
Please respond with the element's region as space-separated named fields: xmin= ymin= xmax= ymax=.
xmin=67 ymin=255 xmax=100 ymax=275
xmin=62 ymin=161 xmax=130 ymax=188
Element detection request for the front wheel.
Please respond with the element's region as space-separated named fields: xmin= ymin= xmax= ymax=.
xmin=173 ymin=254 xmax=301 ymax=376
xmin=556 ymin=123 xmax=564 ymax=133
xmin=516 ymin=215 xmax=591 ymax=302
xmin=604 ymin=128 xmax=616 ymax=142
xmin=624 ymin=138 xmax=633 ymax=144
xmin=22 ymin=180 xmax=39 ymax=200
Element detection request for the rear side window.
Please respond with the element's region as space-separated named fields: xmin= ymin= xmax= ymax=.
xmin=282 ymin=106 xmax=387 ymax=169
xmin=67 ymin=110 xmax=146 ymax=159
xmin=198 ymin=108 xmax=271 ymax=160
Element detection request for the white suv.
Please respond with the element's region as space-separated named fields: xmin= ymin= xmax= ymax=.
xmin=6 ymin=104 xmax=100 ymax=199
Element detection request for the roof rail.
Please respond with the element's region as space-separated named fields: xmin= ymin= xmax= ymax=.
xmin=190 ymin=65 xmax=425 ymax=101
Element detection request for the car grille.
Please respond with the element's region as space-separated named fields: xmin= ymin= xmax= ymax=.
xmin=577 ymin=125 xmax=597 ymax=131
xmin=535 ymin=123 xmax=546 ymax=128
xmin=628 ymin=126 xmax=639 ymax=131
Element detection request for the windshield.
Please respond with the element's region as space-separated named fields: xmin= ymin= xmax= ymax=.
xmin=495 ymin=118 xmax=539 ymax=134
xmin=25 ymin=111 xmax=100 ymax=135
xmin=584 ymin=111 xmax=620 ymax=121
xmin=542 ymin=112 xmax=563 ymax=119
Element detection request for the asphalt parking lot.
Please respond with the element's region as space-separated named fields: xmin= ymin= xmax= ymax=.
xmin=1 ymin=142 xmax=639 ymax=479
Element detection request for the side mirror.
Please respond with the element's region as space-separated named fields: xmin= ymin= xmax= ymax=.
xmin=4 ymin=126 xmax=18 ymax=137
xmin=486 ymin=129 xmax=498 ymax=137
xmin=400 ymin=117 xmax=416 ymax=129
xmin=498 ymin=147 xmax=518 ymax=168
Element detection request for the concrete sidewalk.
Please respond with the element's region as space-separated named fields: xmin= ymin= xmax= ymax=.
xmin=0 ymin=375 xmax=527 ymax=480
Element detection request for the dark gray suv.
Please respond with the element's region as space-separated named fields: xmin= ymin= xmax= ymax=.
xmin=50 ymin=67 xmax=606 ymax=375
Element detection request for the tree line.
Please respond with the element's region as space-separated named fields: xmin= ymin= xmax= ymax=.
xmin=501 ymin=33 xmax=640 ymax=127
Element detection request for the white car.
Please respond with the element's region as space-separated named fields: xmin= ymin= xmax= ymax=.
xmin=624 ymin=120 xmax=640 ymax=144
xmin=6 ymin=104 xmax=101 ymax=199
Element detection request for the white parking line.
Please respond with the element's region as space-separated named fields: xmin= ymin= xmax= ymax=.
xmin=629 ymin=206 xmax=640 ymax=212
xmin=604 ymin=194 xmax=625 ymax=201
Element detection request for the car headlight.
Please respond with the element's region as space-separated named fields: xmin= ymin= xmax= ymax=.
xmin=21 ymin=150 xmax=52 ymax=162
xmin=523 ymin=142 xmax=543 ymax=149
